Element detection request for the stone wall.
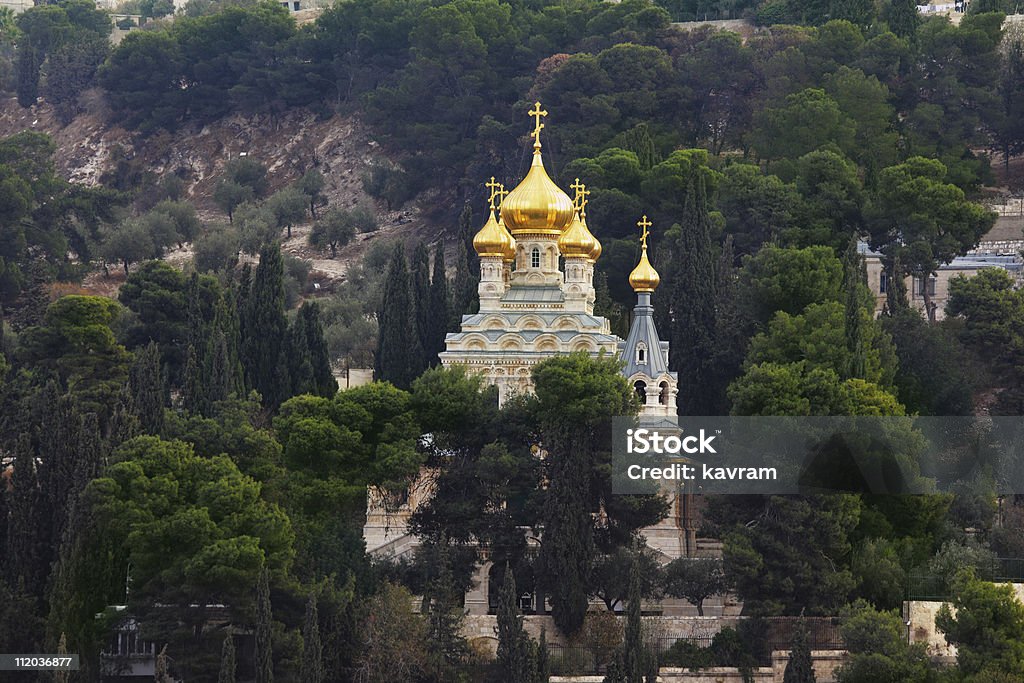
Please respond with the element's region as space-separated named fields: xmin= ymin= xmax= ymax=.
xmin=905 ymin=584 xmax=1024 ymax=663
xmin=549 ymin=650 xmax=845 ymax=682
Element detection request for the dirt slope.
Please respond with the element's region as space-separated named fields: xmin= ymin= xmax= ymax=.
xmin=0 ymin=94 xmax=439 ymax=289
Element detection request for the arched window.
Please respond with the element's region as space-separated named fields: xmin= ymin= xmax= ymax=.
xmin=634 ymin=380 xmax=647 ymax=404
xmin=531 ymin=247 xmax=541 ymax=268
xmin=636 ymin=343 xmax=647 ymax=365
xmin=659 ymin=381 xmax=669 ymax=405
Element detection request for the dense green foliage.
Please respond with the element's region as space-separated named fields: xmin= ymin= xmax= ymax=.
xmin=1 ymin=1 xmax=1023 ymax=680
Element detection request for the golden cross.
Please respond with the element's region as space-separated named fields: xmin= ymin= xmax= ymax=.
xmin=570 ymin=178 xmax=590 ymax=216
xmin=496 ymin=183 xmax=509 ymax=207
xmin=528 ymin=101 xmax=548 ymax=148
xmin=638 ymin=215 xmax=652 ymax=250
xmin=485 ymin=176 xmax=502 ymax=211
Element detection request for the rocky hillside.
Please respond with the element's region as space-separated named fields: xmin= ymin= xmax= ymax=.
xmin=0 ymin=94 xmax=437 ymax=288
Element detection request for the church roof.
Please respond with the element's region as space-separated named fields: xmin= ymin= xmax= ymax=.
xmin=620 ymin=292 xmax=675 ymax=380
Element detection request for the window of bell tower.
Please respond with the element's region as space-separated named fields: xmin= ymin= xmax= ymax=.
xmin=531 ymin=247 xmax=541 ymax=268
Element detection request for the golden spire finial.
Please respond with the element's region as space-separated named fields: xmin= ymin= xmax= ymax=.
xmin=486 ymin=176 xmax=502 ymax=211
xmin=528 ymin=101 xmax=548 ymax=150
xmin=496 ymin=183 xmax=509 ymax=208
xmin=629 ymin=215 xmax=659 ymax=293
xmin=638 ymin=215 xmax=652 ymax=251
xmin=570 ymin=178 xmax=590 ymax=216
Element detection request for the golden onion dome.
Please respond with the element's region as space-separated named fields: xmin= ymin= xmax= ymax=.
xmin=501 ymin=152 xmax=575 ymax=237
xmin=586 ymin=218 xmax=602 ymax=261
xmin=473 ymin=209 xmax=515 ymax=259
xmin=629 ymin=214 xmax=659 ymax=292
xmin=558 ymin=211 xmax=597 ymax=258
xmin=497 ymin=215 xmax=516 ymax=262
xmin=629 ymin=247 xmax=660 ymax=292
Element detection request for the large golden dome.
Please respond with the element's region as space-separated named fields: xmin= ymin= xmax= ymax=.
xmin=501 ymin=102 xmax=575 ymax=237
xmin=473 ymin=209 xmax=515 ymax=260
xmin=629 ymin=215 xmax=660 ymax=293
xmin=558 ymin=211 xmax=597 ymax=259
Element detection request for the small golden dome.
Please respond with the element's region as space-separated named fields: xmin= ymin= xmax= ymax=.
xmin=587 ymin=219 xmax=602 ymax=261
xmin=497 ymin=215 xmax=516 ymax=262
xmin=629 ymin=247 xmax=660 ymax=292
xmin=558 ymin=211 xmax=597 ymax=259
xmin=473 ymin=209 xmax=515 ymax=259
xmin=629 ymin=214 xmax=659 ymax=292
xmin=501 ymin=152 xmax=575 ymax=237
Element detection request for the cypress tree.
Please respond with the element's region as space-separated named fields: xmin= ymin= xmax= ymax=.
xmin=536 ymin=627 xmax=549 ymax=683
xmin=539 ymin=438 xmax=593 ymax=636
xmin=884 ymin=0 xmax=919 ymax=42
xmin=669 ymin=173 xmax=718 ymax=416
xmin=182 ymin=343 xmax=205 ymax=416
xmin=711 ymin=235 xmax=748 ymax=414
xmin=884 ymin=254 xmax=909 ymax=315
xmin=427 ymin=242 xmax=450 ymax=364
xmin=300 ymin=594 xmax=323 ymax=683
xmin=496 ymin=565 xmax=534 ymax=682
xmin=243 ymin=244 xmax=290 ymax=408
xmin=7 ymin=434 xmax=46 ymax=597
xmin=255 ymin=567 xmax=273 ymax=683
xmin=843 ymin=238 xmax=867 ymax=380
xmin=296 ymin=301 xmax=336 ymax=397
xmin=206 ymin=292 xmax=244 ymax=407
xmin=452 ymin=203 xmax=479 ymax=321
xmin=375 ymin=244 xmax=422 ymax=389
xmin=411 ymin=242 xmax=431 ymax=375
xmin=783 ymin=617 xmax=815 ymax=683
xmin=458 ymin=202 xmax=478 ymax=275
xmin=288 ymin=311 xmax=315 ymax=397
xmin=218 ymin=635 xmax=236 ymax=683
xmin=155 ymin=645 xmax=171 ymax=683
xmin=129 ymin=342 xmax=166 ymax=432
xmin=622 ymin=551 xmax=645 ymax=683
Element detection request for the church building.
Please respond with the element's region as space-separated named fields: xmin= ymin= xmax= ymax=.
xmin=364 ymin=104 xmax=702 ymax=615
xmin=439 ymin=103 xmax=678 ymax=415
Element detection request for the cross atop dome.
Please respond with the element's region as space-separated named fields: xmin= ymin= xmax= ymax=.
xmin=529 ymin=101 xmax=547 ymax=150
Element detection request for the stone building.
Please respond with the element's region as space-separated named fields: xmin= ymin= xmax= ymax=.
xmin=363 ymin=104 xmax=713 ymax=618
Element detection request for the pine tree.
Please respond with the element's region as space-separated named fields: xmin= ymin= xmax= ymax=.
xmin=243 ymin=244 xmax=290 ymax=408
xmin=496 ymin=565 xmax=535 ymax=682
xmin=427 ymin=242 xmax=450 ymax=364
xmin=129 ymin=342 xmax=166 ymax=432
xmin=783 ymin=617 xmax=816 ymax=683
xmin=843 ymin=238 xmax=867 ymax=380
xmin=411 ymin=242 xmax=431 ymax=375
xmin=670 ymin=173 xmax=718 ymax=416
xmin=300 ymin=594 xmax=323 ymax=683
xmin=255 ymin=567 xmax=274 ymax=683
xmin=376 ymin=244 xmax=422 ymax=389
xmin=219 ymin=635 xmax=236 ymax=683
